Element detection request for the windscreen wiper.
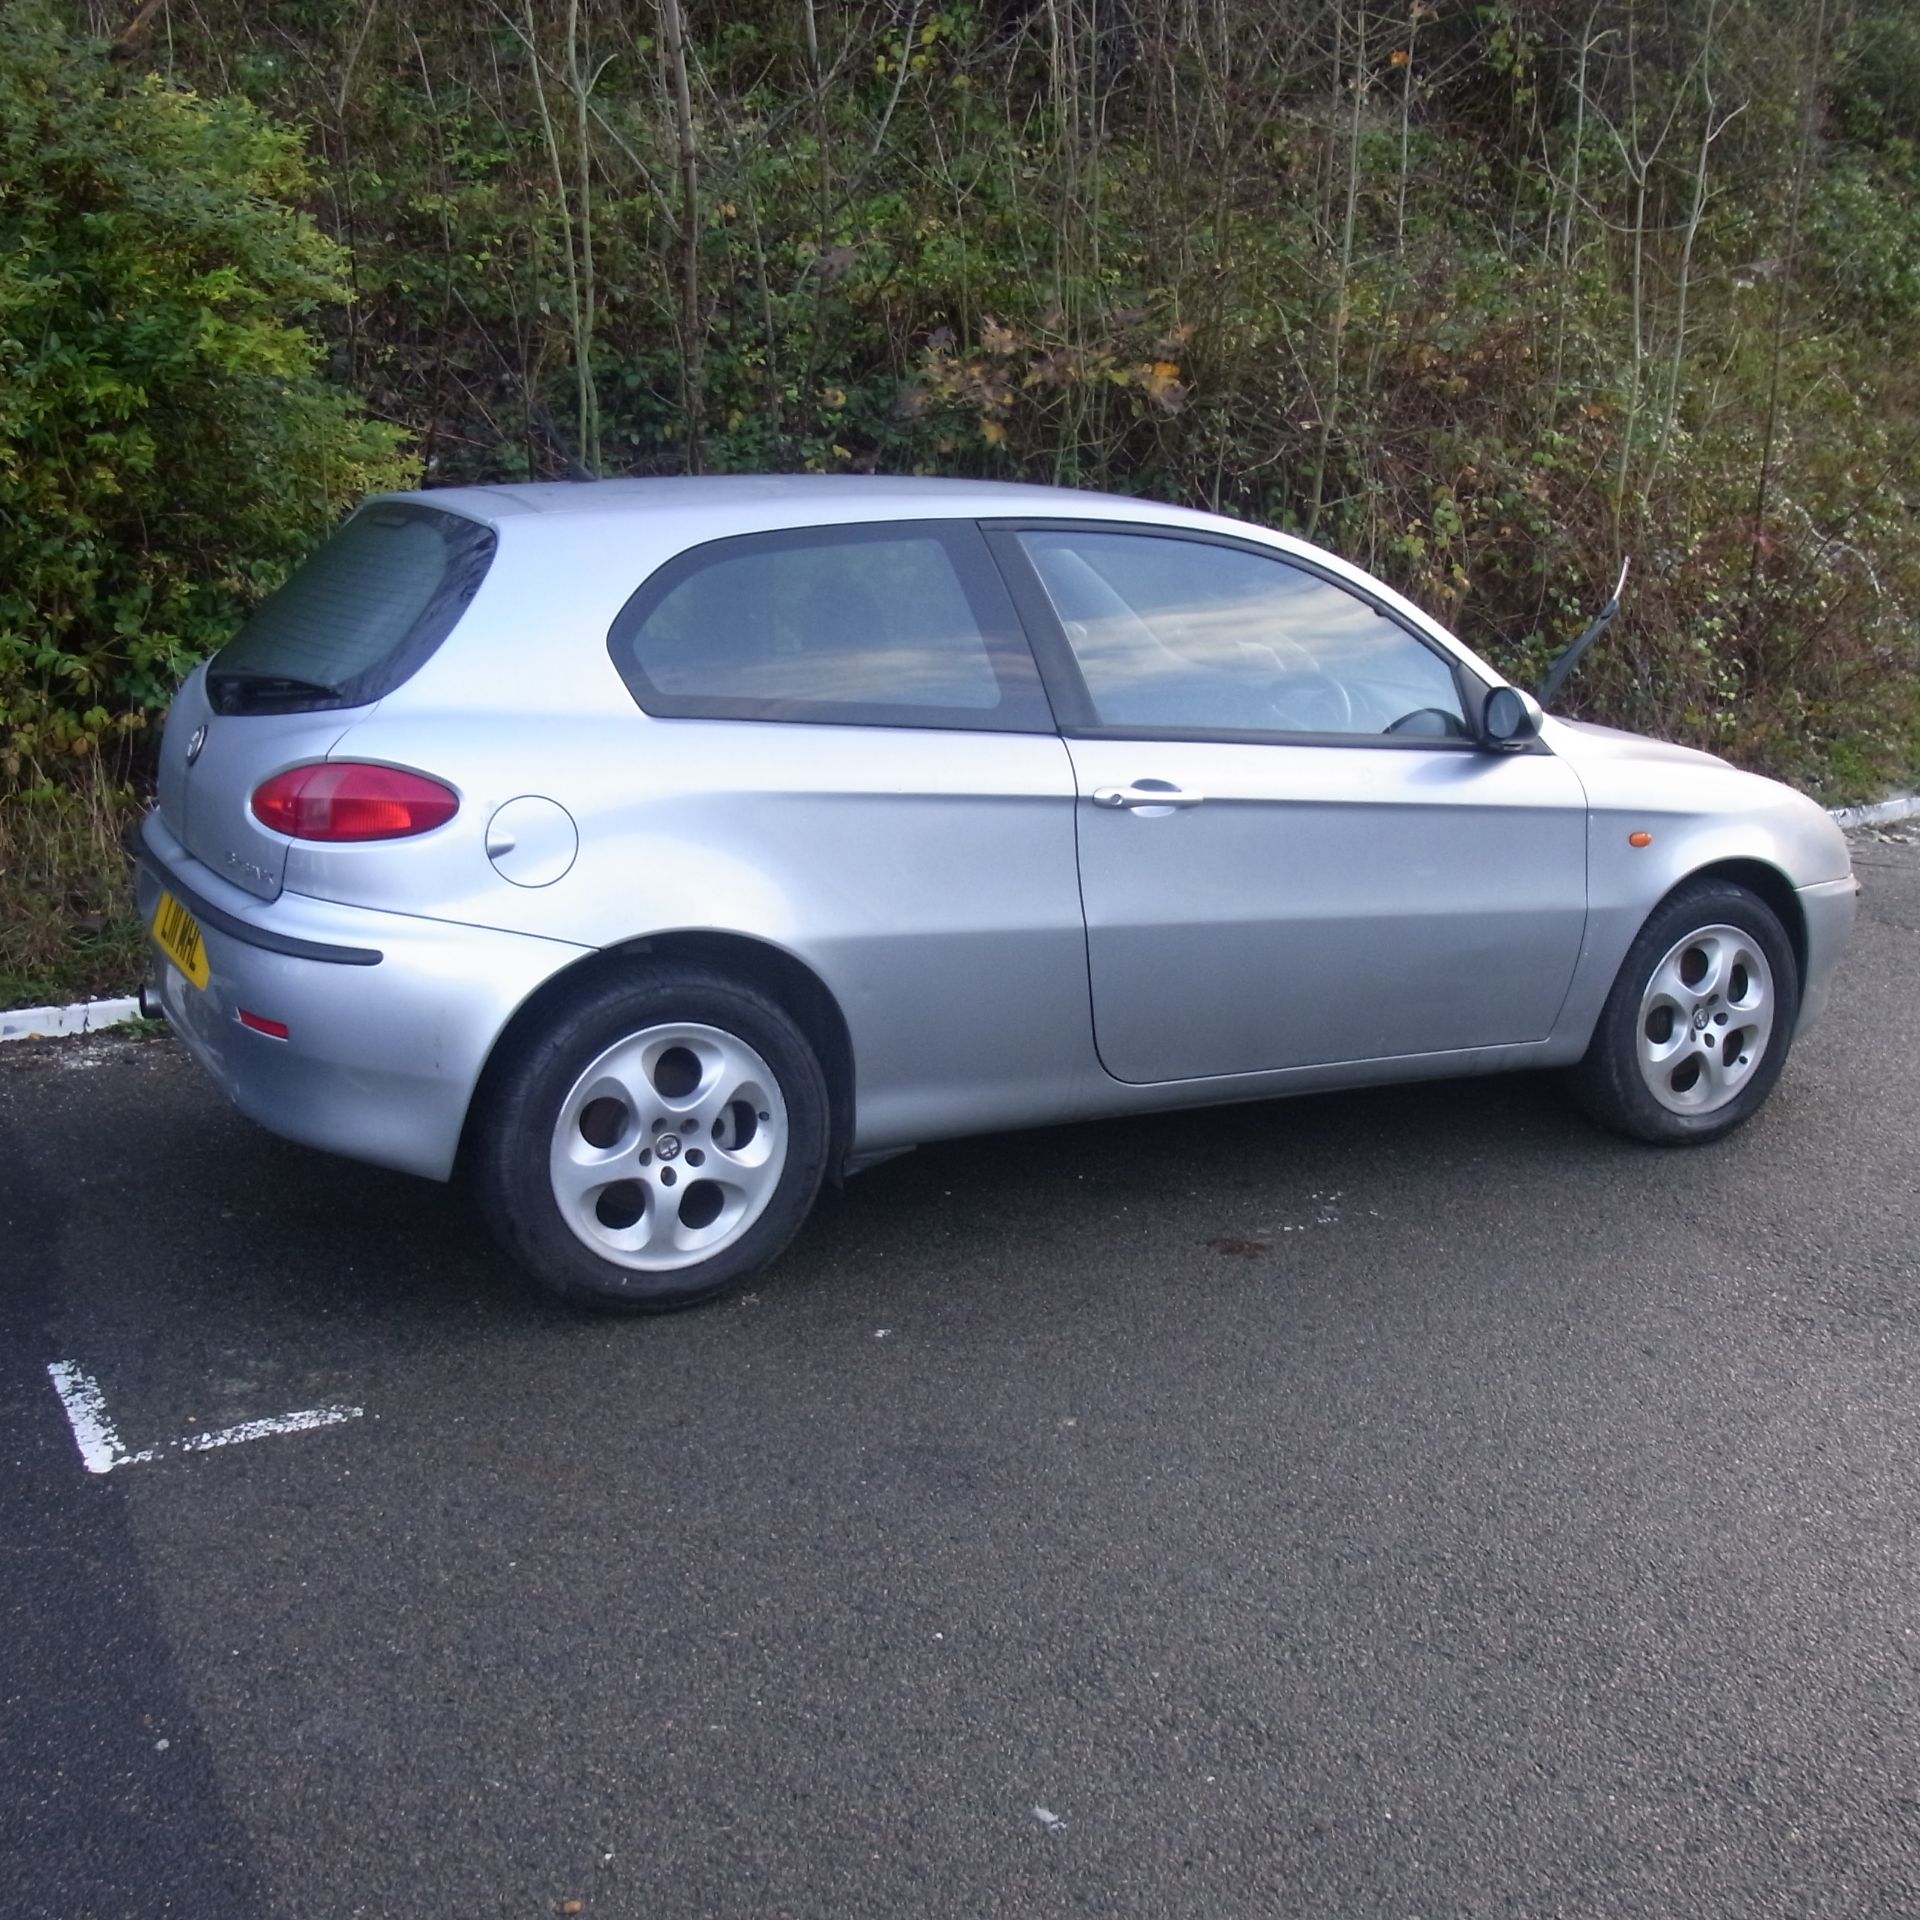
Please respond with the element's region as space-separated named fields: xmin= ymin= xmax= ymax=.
xmin=1538 ymin=558 xmax=1631 ymax=708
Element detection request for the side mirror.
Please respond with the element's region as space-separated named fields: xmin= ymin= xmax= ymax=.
xmin=1481 ymin=685 xmax=1543 ymax=751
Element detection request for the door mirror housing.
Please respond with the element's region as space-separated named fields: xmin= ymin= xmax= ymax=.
xmin=1480 ymin=685 xmax=1543 ymax=751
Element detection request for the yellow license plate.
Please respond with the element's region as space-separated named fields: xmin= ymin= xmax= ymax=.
xmin=151 ymin=889 xmax=210 ymax=992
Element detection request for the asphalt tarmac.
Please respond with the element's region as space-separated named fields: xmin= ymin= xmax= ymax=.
xmin=4 ymin=835 xmax=1918 ymax=1920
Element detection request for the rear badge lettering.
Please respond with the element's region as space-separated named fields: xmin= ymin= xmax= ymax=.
xmin=224 ymin=849 xmax=274 ymax=890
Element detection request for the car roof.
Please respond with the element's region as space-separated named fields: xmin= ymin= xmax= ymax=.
xmin=382 ymin=473 xmax=1238 ymax=536
xmin=375 ymin=473 xmax=1476 ymax=669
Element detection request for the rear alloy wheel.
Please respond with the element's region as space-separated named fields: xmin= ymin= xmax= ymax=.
xmin=1571 ymin=880 xmax=1800 ymax=1146
xmin=477 ymin=966 xmax=829 ymax=1309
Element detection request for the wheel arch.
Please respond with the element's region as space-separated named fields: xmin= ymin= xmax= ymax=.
xmin=460 ymin=930 xmax=857 ymax=1179
xmin=1668 ymin=857 xmax=1807 ymax=988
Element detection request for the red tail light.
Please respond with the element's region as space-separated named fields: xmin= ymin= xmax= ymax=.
xmin=252 ymin=764 xmax=459 ymax=842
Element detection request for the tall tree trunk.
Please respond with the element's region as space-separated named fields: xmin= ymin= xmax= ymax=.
xmin=659 ymin=0 xmax=705 ymax=471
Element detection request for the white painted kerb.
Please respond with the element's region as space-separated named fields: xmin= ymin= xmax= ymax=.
xmin=1 ymin=996 xmax=141 ymax=1043
xmin=1829 ymin=795 xmax=1920 ymax=830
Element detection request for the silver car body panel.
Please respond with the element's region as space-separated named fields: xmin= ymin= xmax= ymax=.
xmin=159 ymin=666 xmax=369 ymax=902
xmin=304 ymin=710 xmax=1099 ymax=1156
xmin=1062 ymin=735 xmax=1589 ymax=1082
xmin=1792 ymin=876 xmax=1860 ymax=1036
xmin=1540 ymin=715 xmax=1855 ymax=1043
xmin=135 ymin=812 xmax=588 ymax=1180
xmin=141 ymin=475 xmax=1859 ymax=1183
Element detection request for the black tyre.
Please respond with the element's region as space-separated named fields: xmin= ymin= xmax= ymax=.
xmin=1570 ymin=879 xmax=1800 ymax=1146
xmin=474 ymin=964 xmax=830 ymax=1310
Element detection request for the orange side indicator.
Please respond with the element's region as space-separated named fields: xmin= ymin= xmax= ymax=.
xmin=1628 ymin=831 xmax=1653 ymax=848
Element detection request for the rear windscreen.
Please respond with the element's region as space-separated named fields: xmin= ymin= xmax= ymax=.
xmin=207 ymin=503 xmax=495 ymax=714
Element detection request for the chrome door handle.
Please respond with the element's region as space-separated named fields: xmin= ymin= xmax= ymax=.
xmin=1091 ymin=784 xmax=1206 ymax=810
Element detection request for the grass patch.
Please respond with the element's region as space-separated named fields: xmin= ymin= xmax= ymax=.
xmin=0 ymin=770 xmax=147 ymax=1008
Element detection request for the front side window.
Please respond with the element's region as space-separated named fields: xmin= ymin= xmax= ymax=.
xmin=1015 ymin=528 xmax=1469 ymax=739
xmin=609 ymin=522 xmax=1050 ymax=731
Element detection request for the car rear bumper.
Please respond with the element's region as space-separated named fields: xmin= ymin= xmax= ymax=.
xmin=133 ymin=813 xmax=588 ymax=1181
xmin=1794 ymin=873 xmax=1859 ymax=1040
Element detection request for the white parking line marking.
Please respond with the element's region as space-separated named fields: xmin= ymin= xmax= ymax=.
xmin=46 ymin=1362 xmax=153 ymax=1473
xmin=174 ymin=1406 xmax=362 ymax=1453
xmin=45 ymin=1361 xmax=362 ymax=1475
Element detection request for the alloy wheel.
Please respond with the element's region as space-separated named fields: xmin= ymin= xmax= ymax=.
xmin=1635 ymin=924 xmax=1776 ymax=1117
xmin=548 ymin=1021 xmax=788 ymax=1270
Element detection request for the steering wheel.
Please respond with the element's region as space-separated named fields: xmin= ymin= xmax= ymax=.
xmin=1384 ymin=706 xmax=1467 ymax=739
xmin=1264 ymin=671 xmax=1353 ymax=733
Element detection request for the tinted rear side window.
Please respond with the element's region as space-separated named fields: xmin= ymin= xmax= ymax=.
xmin=608 ymin=521 xmax=1051 ymax=731
xmin=207 ymin=503 xmax=495 ymax=714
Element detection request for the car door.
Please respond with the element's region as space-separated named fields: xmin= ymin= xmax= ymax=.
xmin=986 ymin=521 xmax=1589 ymax=1085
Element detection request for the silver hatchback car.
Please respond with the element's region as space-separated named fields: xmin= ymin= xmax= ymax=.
xmin=134 ymin=476 xmax=1858 ymax=1309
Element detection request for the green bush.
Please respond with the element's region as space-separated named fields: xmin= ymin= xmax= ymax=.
xmin=0 ymin=4 xmax=415 ymax=783
xmin=0 ymin=770 xmax=146 ymax=1007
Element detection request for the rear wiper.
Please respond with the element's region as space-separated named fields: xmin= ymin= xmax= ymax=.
xmin=210 ymin=671 xmax=340 ymax=697
xmin=207 ymin=671 xmax=345 ymax=712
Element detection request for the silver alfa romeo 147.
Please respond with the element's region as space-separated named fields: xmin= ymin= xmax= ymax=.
xmin=134 ymin=476 xmax=1858 ymax=1309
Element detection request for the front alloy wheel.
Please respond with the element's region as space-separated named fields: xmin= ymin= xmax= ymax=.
xmin=1572 ymin=880 xmax=1800 ymax=1146
xmin=1632 ymin=924 xmax=1776 ymax=1117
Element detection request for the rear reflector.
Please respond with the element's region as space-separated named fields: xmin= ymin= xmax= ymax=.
xmin=237 ymin=1009 xmax=290 ymax=1039
xmin=252 ymin=763 xmax=459 ymax=842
